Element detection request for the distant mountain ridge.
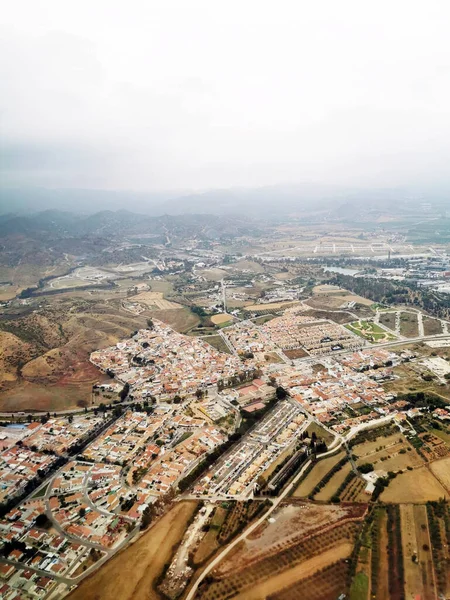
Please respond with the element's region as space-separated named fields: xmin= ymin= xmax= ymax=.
xmin=3 ymin=183 xmax=446 ymax=219
xmin=0 ymin=209 xmax=261 ymax=239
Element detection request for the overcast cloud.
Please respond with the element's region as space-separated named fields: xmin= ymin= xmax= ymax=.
xmin=1 ymin=0 xmax=450 ymax=192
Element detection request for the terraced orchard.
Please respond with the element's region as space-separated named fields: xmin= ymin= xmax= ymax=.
xmin=196 ymin=502 xmax=366 ymax=600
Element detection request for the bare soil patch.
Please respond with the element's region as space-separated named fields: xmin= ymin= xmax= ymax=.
xmin=245 ymin=301 xmax=301 ymax=312
xmin=284 ymin=348 xmax=309 ymax=359
xmin=423 ymin=317 xmax=444 ymax=336
xmin=210 ymin=313 xmax=233 ymax=325
xmin=379 ymin=311 xmax=396 ymax=331
xmin=68 ymin=501 xmax=198 ymax=600
xmin=399 ymin=312 xmax=419 ymax=338
xmin=132 ymin=291 xmax=180 ymax=310
xmin=146 ymin=307 xmax=200 ymax=333
xmin=381 ymin=467 xmax=448 ymax=503
xmin=430 ymin=456 xmax=450 ymax=492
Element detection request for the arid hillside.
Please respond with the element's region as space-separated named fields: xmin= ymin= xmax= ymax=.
xmin=0 ymin=297 xmax=152 ymax=412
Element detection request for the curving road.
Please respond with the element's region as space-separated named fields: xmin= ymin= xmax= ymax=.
xmin=184 ymin=413 xmax=394 ymax=600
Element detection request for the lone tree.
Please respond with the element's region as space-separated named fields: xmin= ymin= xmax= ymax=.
xmin=147 ymin=319 xmax=154 ymax=330
xmin=119 ymin=383 xmax=130 ymax=402
xmin=35 ymin=513 xmax=51 ymax=529
xmin=275 ymin=386 xmax=288 ymax=400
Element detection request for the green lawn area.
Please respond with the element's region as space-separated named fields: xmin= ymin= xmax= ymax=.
xmin=346 ymin=320 xmax=396 ymax=343
xmin=350 ymin=572 xmax=369 ymax=600
xmin=31 ymin=482 xmax=49 ymax=499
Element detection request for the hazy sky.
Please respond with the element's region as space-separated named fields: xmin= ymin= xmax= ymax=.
xmin=1 ymin=0 xmax=450 ymax=192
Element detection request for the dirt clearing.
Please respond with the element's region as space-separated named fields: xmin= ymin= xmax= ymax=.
xmin=381 ymin=467 xmax=448 ymax=503
xmin=430 ymin=456 xmax=450 ymax=492
xmin=210 ymin=314 xmax=233 ymax=325
xmin=132 ymin=291 xmax=180 ymax=310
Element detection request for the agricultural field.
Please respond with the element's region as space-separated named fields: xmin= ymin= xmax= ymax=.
xmin=314 ymin=462 xmax=352 ymax=502
xmin=306 ymin=285 xmax=374 ymax=309
xmin=215 ymin=501 xmax=268 ymax=545
xmin=250 ymin=314 xmax=276 ymax=326
xmin=345 ymin=320 xmax=396 ymax=343
xmin=400 ymin=504 xmax=436 ymax=600
xmin=381 ymin=466 xmax=448 ymax=503
xmin=399 ymin=311 xmax=419 ymax=337
xmin=385 ymin=505 xmax=405 ymax=600
xmin=68 ymin=500 xmax=198 ymax=600
xmin=339 ymin=476 xmax=367 ymax=503
xmin=232 ymin=259 xmax=265 ymax=273
xmin=235 ymin=503 xmax=364 ymax=561
xmin=352 ymin=433 xmax=419 ymax=464
xmin=269 ymin=559 xmax=349 ymax=600
xmin=197 ymin=513 xmax=363 ymax=600
xmin=349 ymin=572 xmax=369 ymax=600
xmin=303 ymin=308 xmax=355 ymax=324
xmin=354 ymin=435 xmax=423 ymax=473
xmin=199 ymin=268 xmax=229 ymax=281
xmin=232 ymin=544 xmax=353 ymax=600
xmin=131 ymin=291 xmax=181 ymax=310
xmin=426 ymin=500 xmax=450 ymax=597
xmin=430 ymin=456 xmax=450 ymax=493
xmin=293 ymin=452 xmax=346 ymax=498
xmin=428 ymin=426 xmax=450 ymax=445
xmin=145 ymin=306 xmax=200 ymax=333
xmin=419 ymin=431 xmax=450 ymax=462
xmin=371 ymin=507 xmax=390 ymax=600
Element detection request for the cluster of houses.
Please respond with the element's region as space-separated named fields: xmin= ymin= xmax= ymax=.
xmin=90 ymin=320 xmax=245 ymax=401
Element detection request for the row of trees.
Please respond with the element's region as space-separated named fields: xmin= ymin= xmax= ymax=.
xmin=329 ymin=273 xmax=450 ymax=319
xmin=309 ymin=456 xmax=348 ymax=499
xmin=386 ymin=504 xmax=405 ymax=600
